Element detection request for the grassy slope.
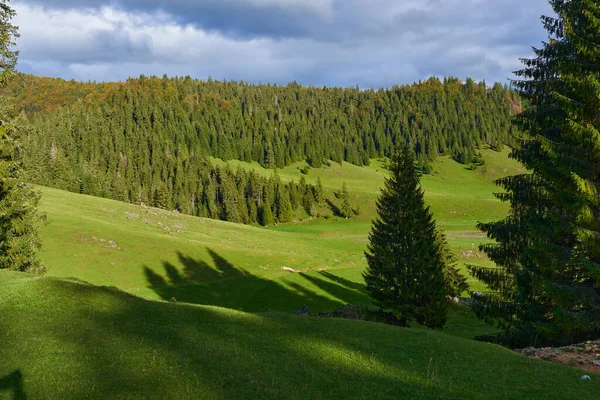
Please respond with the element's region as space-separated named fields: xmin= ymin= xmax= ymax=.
xmin=1 ymin=270 xmax=597 ymax=400
xmin=214 ymin=148 xmax=526 ymax=277
xmin=35 ymin=148 xmax=523 ymax=338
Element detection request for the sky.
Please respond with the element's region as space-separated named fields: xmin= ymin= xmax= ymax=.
xmin=12 ymin=0 xmax=554 ymax=88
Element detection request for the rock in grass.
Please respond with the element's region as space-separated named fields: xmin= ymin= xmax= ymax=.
xmin=294 ymin=305 xmax=309 ymax=316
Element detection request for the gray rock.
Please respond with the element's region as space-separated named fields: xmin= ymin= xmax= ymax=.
xmin=294 ymin=305 xmax=310 ymax=316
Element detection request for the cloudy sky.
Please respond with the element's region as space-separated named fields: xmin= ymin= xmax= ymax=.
xmin=12 ymin=0 xmax=554 ymax=88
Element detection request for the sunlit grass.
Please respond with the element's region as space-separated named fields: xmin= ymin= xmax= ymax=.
xmin=36 ymin=148 xmax=523 ymax=336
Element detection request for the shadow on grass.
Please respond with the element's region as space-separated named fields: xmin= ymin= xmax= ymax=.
xmin=143 ymin=249 xmax=362 ymax=312
xmin=318 ymin=271 xmax=366 ymax=293
xmin=299 ymin=273 xmax=367 ymax=307
xmin=0 ymin=370 xmax=26 ymax=400
xmin=325 ymin=199 xmax=343 ymax=218
xmin=2 ymin=274 xmax=597 ymax=399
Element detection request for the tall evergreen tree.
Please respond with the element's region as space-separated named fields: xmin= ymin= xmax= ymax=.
xmin=0 ymin=0 xmax=46 ymax=272
xmin=469 ymin=0 xmax=600 ymax=347
xmin=314 ymin=177 xmax=324 ymax=203
xmin=274 ymin=177 xmax=293 ymax=223
xmin=259 ymin=184 xmax=275 ymax=226
xmin=339 ymin=182 xmax=352 ymax=218
xmin=154 ymin=184 xmax=172 ymax=210
xmin=363 ymin=147 xmax=447 ymax=328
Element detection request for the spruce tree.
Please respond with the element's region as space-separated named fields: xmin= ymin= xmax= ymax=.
xmin=339 ymin=182 xmax=352 ymax=218
xmin=0 ymin=0 xmax=46 ymax=273
xmin=154 ymin=184 xmax=172 ymax=210
xmin=259 ymin=182 xmax=275 ymax=226
xmin=275 ymin=181 xmax=292 ymax=223
xmin=314 ymin=177 xmax=324 ymax=203
xmin=469 ymin=0 xmax=600 ymax=347
xmin=302 ymin=188 xmax=315 ymax=216
xmin=363 ymin=147 xmax=447 ymax=328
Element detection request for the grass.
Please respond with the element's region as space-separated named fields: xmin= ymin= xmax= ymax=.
xmin=34 ymin=148 xmax=523 ymax=339
xmin=1 ymin=270 xmax=598 ymax=400
xmin=4 ymin=148 xmax=596 ymax=399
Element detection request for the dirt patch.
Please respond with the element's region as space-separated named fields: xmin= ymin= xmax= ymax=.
xmin=446 ymin=232 xmax=487 ymax=239
xmin=458 ymin=249 xmax=486 ymax=259
xmin=516 ymin=341 xmax=600 ymax=374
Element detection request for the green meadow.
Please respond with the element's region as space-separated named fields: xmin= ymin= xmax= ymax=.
xmin=2 ymin=147 xmax=598 ymax=399
xmin=34 ymin=148 xmax=521 ymax=334
xmin=2 ymin=270 xmax=599 ymax=399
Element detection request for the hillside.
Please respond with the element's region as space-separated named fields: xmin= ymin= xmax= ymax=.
xmin=1 ymin=270 xmax=597 ymax=400
xmin=33 ymin=149 xmax=524 ymax=339
xmin=9 ymin=74 xmax=520 ymax=222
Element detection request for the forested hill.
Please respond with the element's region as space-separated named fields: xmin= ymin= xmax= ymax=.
xmin=10 ymin=74 xmax=520 ymax=166
xmin=6 ymin=74 xmax=520 ymax=221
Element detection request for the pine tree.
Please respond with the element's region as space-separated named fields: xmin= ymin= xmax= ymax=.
xmin=339 ymin=182 xmax=352 ymax=218
xmin=259 ymin=185 xmax=275 ymax=226
xmin=302 ymin=187 xmax=315 ymax=216
xmin=314 ymin=177 xmax=324 ymax=203
xmin=363 ymin=147 xmax=447 ymax=328
xmin=275 ymin=181 xmax=292 ymax=223
xmin=0 ymin=0 xmax=46 ymax=273
xmin=469 ymin=0 xmax=600 ymax=347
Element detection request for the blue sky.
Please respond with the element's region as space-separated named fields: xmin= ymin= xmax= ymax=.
xmin=12 ymin=0 xmax=554 ymax=87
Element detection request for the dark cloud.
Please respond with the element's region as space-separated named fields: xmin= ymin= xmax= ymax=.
xmin=15 ymin=0 xmax=331 ymax=39
xmin=23 ymin=28 xmax=153 ymax=64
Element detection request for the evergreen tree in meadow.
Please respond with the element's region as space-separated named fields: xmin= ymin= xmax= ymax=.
xmin=314 ymin=177 xmax=324 ymax=204
xmin=0 ymin=0 xmax=46 ymax=272
xmin=340 ymin=182 xmax=352 ymax=218
xmin=363 ymin=147 xmax=447 ymax=328
xmin=469 ymin=0 xmax=600 ymax=347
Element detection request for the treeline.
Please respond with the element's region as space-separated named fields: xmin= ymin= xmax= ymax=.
xmin=27 ymin=141 xmax=325 ymax=225
xmin=11 ymin=73 xmax=520 ymax=168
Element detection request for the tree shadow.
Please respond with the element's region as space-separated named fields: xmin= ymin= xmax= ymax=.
xmin=0 ymin=370 xmax=26 ymax=400
xmin=2 ymin=274 xmax=594 ymax=399
xmin=318 ymin=271 xmax=366 ymax=293
xmin=299 ymin=273 xmax=369 ymax=307
xmin=325 ymin=199 xmax=343 ymax=218
xmin=143 ymin=249 xmax=349 ymax=312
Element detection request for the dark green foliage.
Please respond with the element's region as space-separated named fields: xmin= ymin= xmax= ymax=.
xmin=0 ymin=121 xmax=46 ymax=273
xmin=469 ymin=0 xmax=600 ymax=347
xmin=259 ymin=183 xmax=275 ymax=226
xmin=314 ymin=177 xmax=324 ymax=204
xmin=363 ymin=148 xmax=447 ymax=328
xmin=339 ymin=182 xmax=352 ymax=218
xmin=154 ymin=184 xmax=172 ymax=211
xmin=274 ymin=175 xmax=293 ymax=223
xmin=0 ymin=1 xmax=46 ymax=273
xmin=0 ymin=0 xmax=18 ymax=87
